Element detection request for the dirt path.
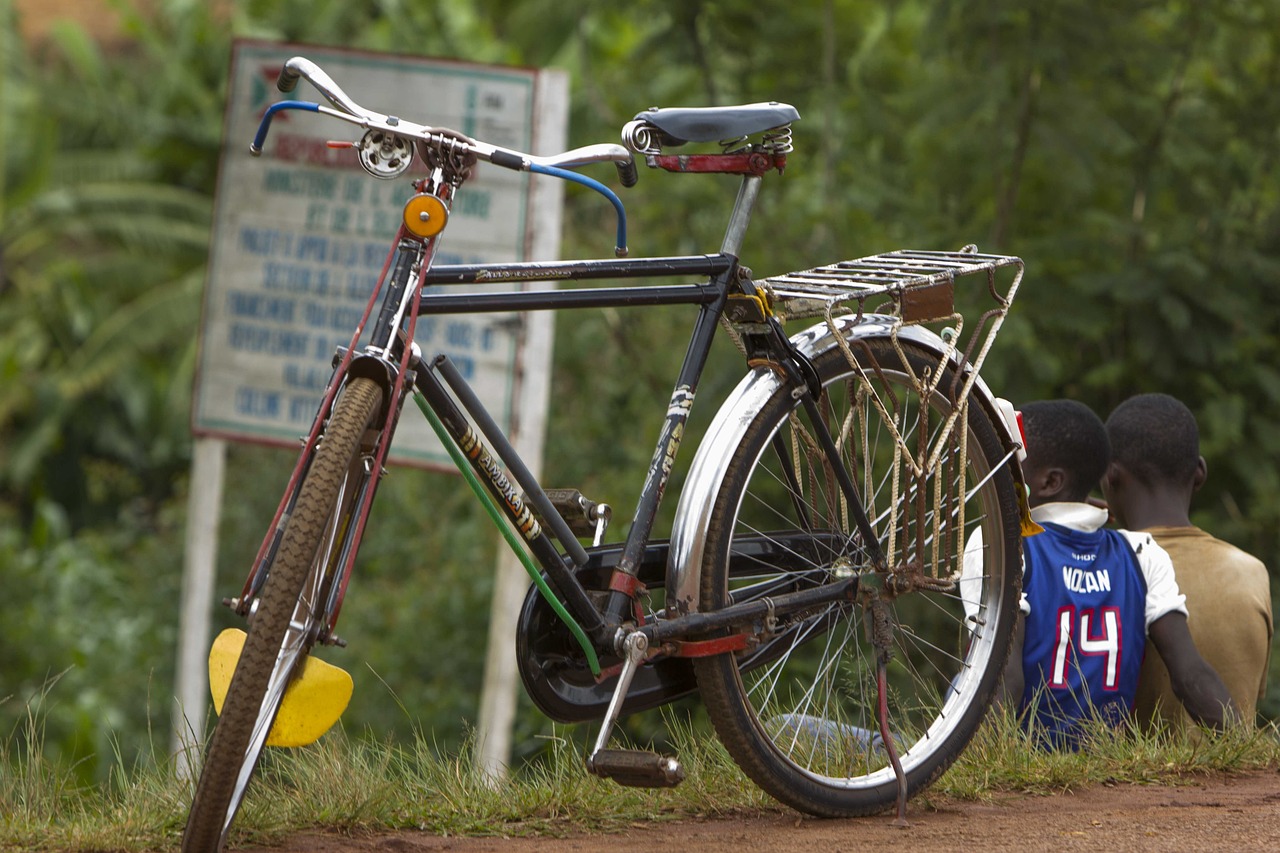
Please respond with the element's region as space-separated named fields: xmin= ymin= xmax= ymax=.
xmin=240 ymin=769 xmax=1280 ymax=852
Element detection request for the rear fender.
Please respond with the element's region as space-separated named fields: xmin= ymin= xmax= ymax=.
xmin=665 ymin=315 xmax=1023 ymax=617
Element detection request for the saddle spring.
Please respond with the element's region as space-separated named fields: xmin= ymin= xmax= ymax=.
xmin=762 ymin=124 xmax=794 ymax=154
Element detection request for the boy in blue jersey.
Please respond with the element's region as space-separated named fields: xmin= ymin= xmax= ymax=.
xmin=1001 ymin=400 xmax=1236 ymax=748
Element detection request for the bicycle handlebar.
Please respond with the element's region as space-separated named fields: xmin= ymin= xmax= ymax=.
xmin=263 ymin=57 xmax=640 ymax=175
xmin=255 ymin=56 xmax=635 ymax=254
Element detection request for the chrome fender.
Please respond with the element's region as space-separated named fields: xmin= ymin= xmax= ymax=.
xmin=665 ymin=315 xmax=1019 ymax=617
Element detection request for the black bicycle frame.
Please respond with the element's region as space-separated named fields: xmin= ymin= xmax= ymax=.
xmin=260 ymin=171 xmax=878 ymax=659
xmin=408 ymin=251 xmax=739 ymax=642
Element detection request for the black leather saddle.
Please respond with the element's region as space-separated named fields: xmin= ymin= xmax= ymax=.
xmin=633 ymin=102 xmax=800 ymax=144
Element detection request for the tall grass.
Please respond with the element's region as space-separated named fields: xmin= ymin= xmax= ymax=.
xmin=934 ymin=706 xmax=1280 ymax=802
xmin=2 ymin=702 xmax=1277 ymax=852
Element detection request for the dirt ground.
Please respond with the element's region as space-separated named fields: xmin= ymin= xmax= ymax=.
xmin=239 ymin=769 xmax=1280 ymax=852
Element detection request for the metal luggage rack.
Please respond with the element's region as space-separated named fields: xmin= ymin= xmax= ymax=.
xmin=759 ymin=248 xmax=1024 ymax=326
xmin=744 ymin=249 xmax=1026 ymax=493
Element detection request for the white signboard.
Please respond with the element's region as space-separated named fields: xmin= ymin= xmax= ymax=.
xmin=194 ymin=40 xmax=565 ymax=466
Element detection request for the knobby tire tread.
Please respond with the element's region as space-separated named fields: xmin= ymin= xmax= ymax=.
xmin=182 ymin=377 xmax=383 ymax=853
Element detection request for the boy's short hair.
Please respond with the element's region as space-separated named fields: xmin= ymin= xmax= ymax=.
xmin=1105 ymin=393 xmax=1200 ymax=487
xmin=1020 ymin=399 xmax=1110 ymax=502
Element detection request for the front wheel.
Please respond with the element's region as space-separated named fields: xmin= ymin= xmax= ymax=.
xmin=182 ymin=377 xmax=383 ymax=853
xmin=693 ymin=336 xmax=1021 ymax=817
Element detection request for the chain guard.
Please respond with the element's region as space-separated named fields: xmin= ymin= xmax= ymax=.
xmin=516 ymin=541 xmax=698 ymax=723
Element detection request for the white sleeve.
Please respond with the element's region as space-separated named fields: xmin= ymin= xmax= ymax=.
xmin=962 ymin=528 xmax=1028 ymax=623
xmin=1119 ymin=530 xmax=1187 ymax=631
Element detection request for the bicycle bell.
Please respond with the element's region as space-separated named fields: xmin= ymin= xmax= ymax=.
xmin=355 ymin=127 xmax=415 ymax=179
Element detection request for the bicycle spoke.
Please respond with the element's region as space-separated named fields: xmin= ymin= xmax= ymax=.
xmin=694 ymin=337 xmax=1019 ymax=816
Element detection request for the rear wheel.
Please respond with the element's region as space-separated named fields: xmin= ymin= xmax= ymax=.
xmin=181 ymin=377 xmax=383 ymax=852
xmin=694 ymin=337 xmax=1021 ymax=817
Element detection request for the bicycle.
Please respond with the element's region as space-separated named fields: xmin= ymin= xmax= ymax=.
xmin=182 ymin=55 xmax=1030 ymax=852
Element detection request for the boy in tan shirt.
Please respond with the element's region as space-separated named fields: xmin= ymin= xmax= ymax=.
xmin=1104 ymin=393 xmax=1272 ymax=729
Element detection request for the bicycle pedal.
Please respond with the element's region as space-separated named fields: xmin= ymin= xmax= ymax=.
xmin=543 ymin=488 xmax=611 ymax=540
xmin=586 ymin=748 xmax=685 ymax=788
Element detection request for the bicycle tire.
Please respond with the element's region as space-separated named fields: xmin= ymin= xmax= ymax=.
xmin=182 ymin=377 xmax=383 ymax=853
xmin=693 ymin=336 xmax=1020 ymax=817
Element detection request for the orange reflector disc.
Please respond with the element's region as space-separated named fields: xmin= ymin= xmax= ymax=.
xmin=403 ymin=194 xmax=448 ymax=238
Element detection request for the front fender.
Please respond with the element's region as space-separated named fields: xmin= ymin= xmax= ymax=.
xmin=665 ymin=315 xmax=1021 ymax=617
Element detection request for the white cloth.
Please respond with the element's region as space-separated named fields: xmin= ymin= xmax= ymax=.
xmin=961 ymin=502 xmax=1186 ymax=631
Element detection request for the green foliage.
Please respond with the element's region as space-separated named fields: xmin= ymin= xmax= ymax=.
xmin=0 ymin=508 xmax=185 ymax=779
xmin=1 ymin=0 xmax=1277 ymax=789
xmin=1 ymin=9 xmax=211 ymax=531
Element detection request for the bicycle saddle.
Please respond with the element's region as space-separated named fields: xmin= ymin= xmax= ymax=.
xmin=633 ymin=102 xmax=800 ymax=144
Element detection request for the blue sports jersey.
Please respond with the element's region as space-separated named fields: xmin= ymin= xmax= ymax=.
xmin=1021 ymin=521 xmax=1148 ymax=749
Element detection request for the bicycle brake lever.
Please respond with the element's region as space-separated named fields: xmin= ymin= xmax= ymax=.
xmin=250 ymin=100 xmax=320 ymax=155
xmin=527 ymin=163 xmax=629 ymax=256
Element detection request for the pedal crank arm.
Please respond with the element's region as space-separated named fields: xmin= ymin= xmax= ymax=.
xmin=589 ymin=631 xmax=647 ymax=758
xmin=586 ymin=631 xmax=686 ymax=788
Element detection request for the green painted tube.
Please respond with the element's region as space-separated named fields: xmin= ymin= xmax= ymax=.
xmin=413 ymin=389 xmax=601 ymax=676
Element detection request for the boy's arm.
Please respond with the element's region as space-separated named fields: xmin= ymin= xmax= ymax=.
xmin=1147 ymin=611 xmax=1240 ymax=729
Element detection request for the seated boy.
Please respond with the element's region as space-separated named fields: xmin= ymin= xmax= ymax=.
xmin=1104 ymin=393 xmax=1272 ymax=730
xmin=1000 ymin=399 xmax=1237 ymax=747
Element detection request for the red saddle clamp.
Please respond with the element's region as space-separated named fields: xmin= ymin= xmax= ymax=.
xmin=647 ymin=152 xmax=787 ymax=176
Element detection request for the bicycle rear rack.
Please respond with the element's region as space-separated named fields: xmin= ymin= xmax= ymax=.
xmin=756 ymin=246 xmax=1025 ymax=474
xmin=759 ymin=248 xmax=1023 ymax=325
xmin=736 ymin=247 xmax=1026 ymax=585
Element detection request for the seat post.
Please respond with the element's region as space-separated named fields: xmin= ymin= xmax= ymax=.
xmin=720 ymin=174 xmax=762 ymax=257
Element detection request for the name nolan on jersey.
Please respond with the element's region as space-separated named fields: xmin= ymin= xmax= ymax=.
xmin=1063 ymin=565 xmax=1111 ymax=594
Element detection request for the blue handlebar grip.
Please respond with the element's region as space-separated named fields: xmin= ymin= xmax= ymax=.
xmin=528 ymin=163 xmax=629 ymax=256
xmin=250 ymin=100 xmax=321 ymax=155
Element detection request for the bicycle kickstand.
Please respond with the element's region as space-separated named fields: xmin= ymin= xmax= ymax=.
xmin=866 ymin=590 xmax=910 ymax=828
xmin=585 ymin=631 xmax=685 ymax=788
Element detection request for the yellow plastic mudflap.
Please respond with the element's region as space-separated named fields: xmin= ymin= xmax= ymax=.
xmin=208 ymin=628 xmax=353 ymax=748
